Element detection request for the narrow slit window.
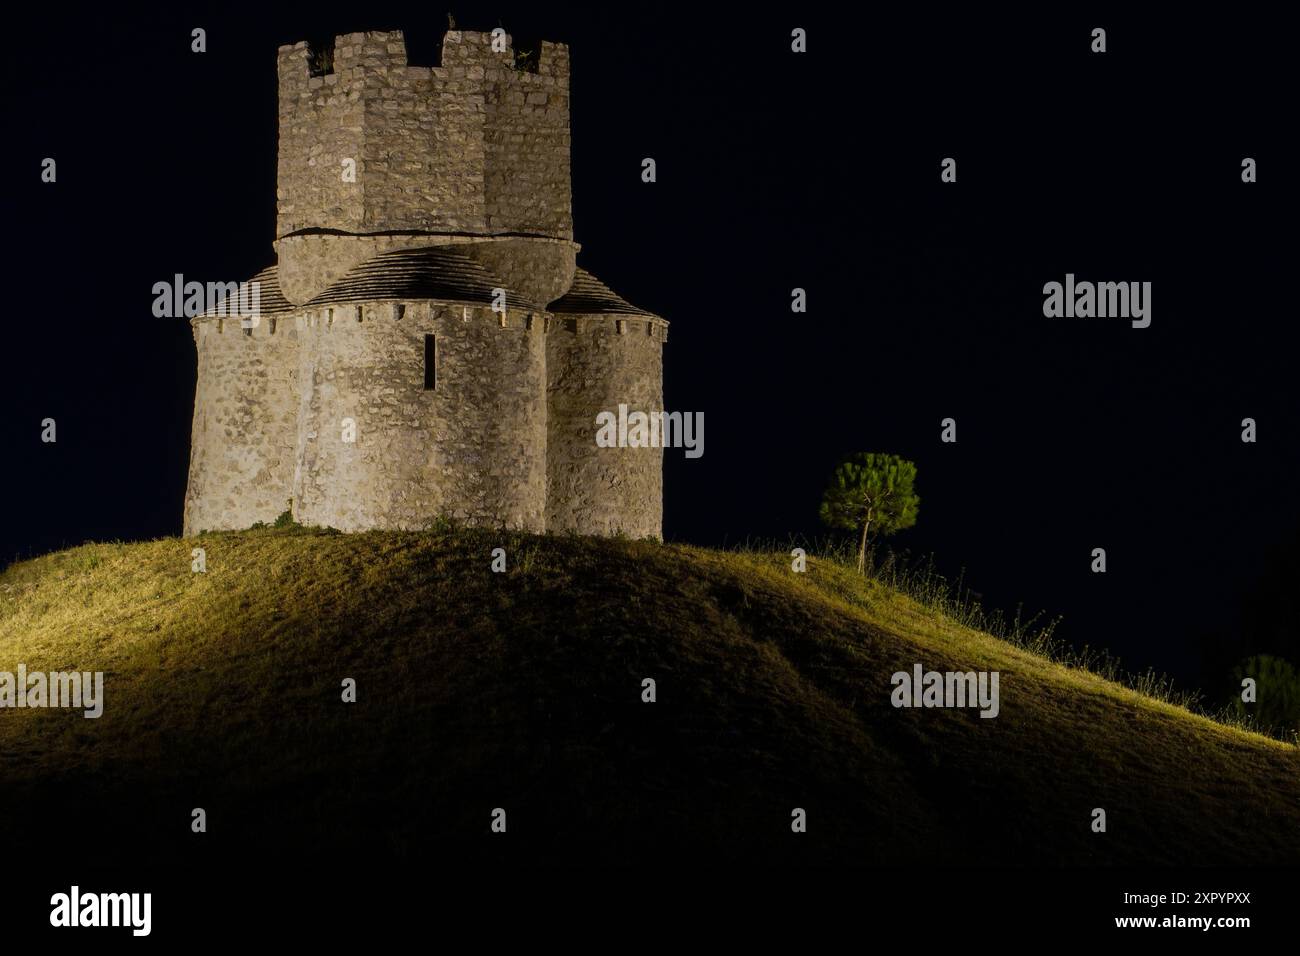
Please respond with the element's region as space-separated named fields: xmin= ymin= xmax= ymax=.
xmin=423 ymin=334 xmax=436 ymax=390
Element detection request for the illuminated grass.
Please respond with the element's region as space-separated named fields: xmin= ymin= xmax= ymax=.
xmin=1 ymin=527 xmax=1296 ymax=866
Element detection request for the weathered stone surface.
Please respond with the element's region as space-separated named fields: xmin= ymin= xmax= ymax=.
xmin=275 ymin=29 xmax=572 ymax=304
xmin=184 ymin=308 xmax=300 ymax=535
xmin=546 ymin=313 xmax=665 ymax=538
xmin=184 ymin=29 xmax=666 ymax=539
xmin=292 ymin=300 xmax=547 ymax=533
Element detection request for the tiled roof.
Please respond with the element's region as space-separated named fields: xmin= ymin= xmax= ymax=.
xmin=201 ymin=265 xmax=295 ymax=316
xmin=306 ymin=247 xmax=545 ymax=313
xmin=203 ymin=253 xmax=656 ymax=320
xmin=548 ymin=268 xmax=656 ymax=317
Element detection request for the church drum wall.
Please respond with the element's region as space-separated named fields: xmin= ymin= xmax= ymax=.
xmin=291 ymin=301 xmax=546 ymax=532
xmin=183 ymin=317 xmax=300 ymax=534
xmin=545 ymin=314 xmax=664 ymax=538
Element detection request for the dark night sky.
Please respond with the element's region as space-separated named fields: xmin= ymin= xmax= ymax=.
xmin=3 ymin=6 xmax=1295 ymax=689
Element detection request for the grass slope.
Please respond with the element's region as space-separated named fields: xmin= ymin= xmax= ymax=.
xmin=1 ymin=527 xmax=1296 ymax=867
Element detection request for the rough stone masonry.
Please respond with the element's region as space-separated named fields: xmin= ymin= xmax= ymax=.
xmin=183 ymin=29 xmax=667 ymax=538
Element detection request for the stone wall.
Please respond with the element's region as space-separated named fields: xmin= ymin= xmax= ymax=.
xmin=186 ymin=294 xmax=664 ymax=538
xmin=356 ymin=33 xmax=489 ymax=233
xmin=183 ymin=316 xmax=300 ymax=534
xmin=291 ymin=301 xmax=547 ymax=533
xmin=187 ymin=29 xmax=665 ymax=541
xmin=460 ymin=238 xmax=576 ymax=307
xmin=275 ymin=43 xmax=366 ymax=238
xmin=274 ymin=30 xmax=572 ymax=305
xmin=478 ymin=38 xmax=572 ymax=237
xmin=546 ymin=315 xmax=666 ymax=538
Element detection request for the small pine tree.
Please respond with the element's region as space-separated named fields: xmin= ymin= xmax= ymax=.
xmin=820 ymin=452 xmax=919 ymax=573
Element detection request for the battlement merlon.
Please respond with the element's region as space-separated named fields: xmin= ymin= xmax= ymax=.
xmin=277 ymin=30 xmax=571 ymax=86
xmin=275 ymin=27 xmax=574 ymax=299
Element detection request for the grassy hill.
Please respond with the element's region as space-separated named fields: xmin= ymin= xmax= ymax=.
xmin=1 ymin=527 xmax=1297 ymax=867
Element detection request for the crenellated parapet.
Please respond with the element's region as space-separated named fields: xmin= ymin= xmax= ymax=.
xmin=186 ymin=30 xmax=666 ymax=540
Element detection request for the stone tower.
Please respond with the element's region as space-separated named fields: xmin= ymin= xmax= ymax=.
xmin=183 ymin=29 xmax=667 ymax=538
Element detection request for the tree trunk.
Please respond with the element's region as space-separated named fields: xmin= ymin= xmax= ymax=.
xmin=857 ymin=515 xmax=872 ymax=574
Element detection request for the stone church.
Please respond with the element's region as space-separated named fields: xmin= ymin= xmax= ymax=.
xmin=183 ymin=29 xmax=667 ymax=538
